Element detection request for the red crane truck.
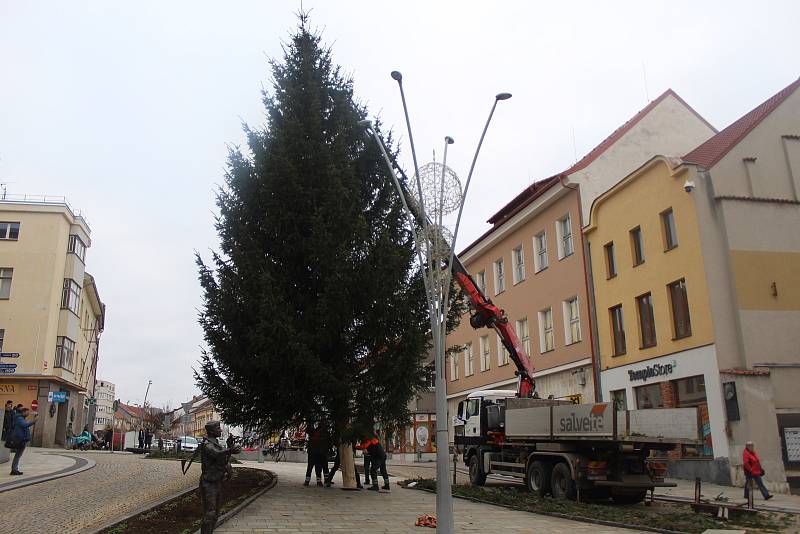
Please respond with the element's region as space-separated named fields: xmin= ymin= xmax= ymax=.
xmin=386 ymin=160 xmax=701 ymax=504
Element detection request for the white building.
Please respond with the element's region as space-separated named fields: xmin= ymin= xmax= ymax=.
xmin=93 ymin=379 xmax=115 ymax=431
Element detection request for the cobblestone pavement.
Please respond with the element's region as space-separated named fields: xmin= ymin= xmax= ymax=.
xmin=219 ymin=460 xmax=638 ymax=533
xmin=0 ymin=450 xmax=199 ymax=534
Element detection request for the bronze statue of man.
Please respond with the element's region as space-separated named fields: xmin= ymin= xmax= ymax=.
xmin=199 ymin=420 xmax=241 ymax=533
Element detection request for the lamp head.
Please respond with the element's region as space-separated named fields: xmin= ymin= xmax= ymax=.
xmin=390 ymin=71 xmax=403 ymax=82
xmin=445 ymin=136 xmax=454 ymax=145
xmin=357 ymin=119 xmax=373 ymax=130
xmin=496 ymin=92 xmax=512 ymax=101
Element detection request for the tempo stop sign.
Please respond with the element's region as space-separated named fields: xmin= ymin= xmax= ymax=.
xmin=31 ymin=400 xmax=39 ymax=411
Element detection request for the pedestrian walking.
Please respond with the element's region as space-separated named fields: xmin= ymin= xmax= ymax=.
xmin=5 ymin=407 xmax=39 ymax=475
xmin=138 ymin=428 xmax=145 ymax=449
xmin=2 ymin=400 xmax=13 ymax=440
xmin=226 ymin=434 xmax=235 ymax=449
xmin=104 ymin=425 xmax=113 ymax=452
xmin=743 ymin=440 xmax=773 ymax=501
xmin=354 ymin=438 xmax=375 ymax=488
xmin=303 ymin=424 xmax=330 ymax=486
xmin=158 ymin=435 xmax=164 ymax=452
xmin=65 ymin=422 xmax=74 ymax=449
xmin=365 ymin=437 xmax=389 ymax=491
xmin=145 ymin=428 xmax=153 ymax=449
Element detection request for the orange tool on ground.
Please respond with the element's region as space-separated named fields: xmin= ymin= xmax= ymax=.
xmin=415 ymin=514 xmax=437 ymax=528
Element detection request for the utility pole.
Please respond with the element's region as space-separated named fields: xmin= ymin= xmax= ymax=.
xmin=140 ymin=380 xmax=152 ymax=430
xmin=362 ymin=71 xmax=511 ymax=533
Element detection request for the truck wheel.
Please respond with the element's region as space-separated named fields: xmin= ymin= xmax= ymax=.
xmin=469 ymin=455 xmax=486 ymax=486
xmin=526 ymin=461 xmax=549 ymax=497
xmin=550 ymin=462 xmax=576 ymax=500
xmin=611 ymin=488 xmax=647 ymax=505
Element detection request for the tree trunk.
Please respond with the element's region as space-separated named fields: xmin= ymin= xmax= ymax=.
xmin=340 ymin=443 xmax=357 ymax=490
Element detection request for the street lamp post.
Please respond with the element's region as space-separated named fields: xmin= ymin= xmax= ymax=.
xmin=361 ymin=74 xmax=510 ymax=533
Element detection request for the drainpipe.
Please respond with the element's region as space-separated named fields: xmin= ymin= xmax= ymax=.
xmin=558 ymin=174 xmax=602 ymax=402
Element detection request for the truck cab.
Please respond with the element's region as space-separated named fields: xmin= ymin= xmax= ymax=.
xmin=455 ymin=389 xmax=515 ymax=445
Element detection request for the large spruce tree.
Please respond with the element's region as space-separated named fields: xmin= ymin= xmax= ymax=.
xmin=196 ymin=17 xmax=434 ymax=439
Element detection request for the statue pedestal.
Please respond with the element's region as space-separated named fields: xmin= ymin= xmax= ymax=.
xmin=339 ymin=443 xmax=358 ymax=490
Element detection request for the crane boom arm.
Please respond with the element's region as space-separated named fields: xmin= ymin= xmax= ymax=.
xmin=393 ymin=167 xmax=536 ymax=397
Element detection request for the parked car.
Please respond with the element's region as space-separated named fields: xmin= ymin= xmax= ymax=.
xmin=176 ymin=436 xmax=199 ymax=452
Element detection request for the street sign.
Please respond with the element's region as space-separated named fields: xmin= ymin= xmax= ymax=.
xmin=31 ymin=400 xmax=38 ymax=411
xmin=50 ymin=391 xmax=67 ymax=403
xmin=0 ymin=352 xmax=20 ymax=358
xmin=181 ymin=414 xmax=192 ymax=424
xmin=181 ymin=402 xmax=192 ymax=414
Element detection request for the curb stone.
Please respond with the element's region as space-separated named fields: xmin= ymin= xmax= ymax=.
xmin=193 ymin=472 xmax=278 ymax=534
xmin=0 ymin=453 xmax=95 ymax=493
xmin=85 ymin=485 xmax=197 ymax=534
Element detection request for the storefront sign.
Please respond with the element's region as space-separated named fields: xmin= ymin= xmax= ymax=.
xmin=0 ymin=352 xmax=20 ymax=358
xmin=48 ymin=391 xmax=67 ymax=403
xmin=0 ymin=384 xmax=17 ymax=393
xmin=628 ymin=360 xmax=676 ymax=382
xmin=0 ymin=363 xmax=17 ymax=374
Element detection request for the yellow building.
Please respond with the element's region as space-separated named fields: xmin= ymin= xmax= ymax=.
xmin=585 ymin=155 xmax=723 ymax=467
xmin=0 ymin=197 xmax=105 ymax=448
xmin=586 ymin=76 xmax=800 ymax=493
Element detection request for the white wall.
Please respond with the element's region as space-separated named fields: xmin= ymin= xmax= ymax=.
xmin=600 ymin=343 xmax=729 ymax=459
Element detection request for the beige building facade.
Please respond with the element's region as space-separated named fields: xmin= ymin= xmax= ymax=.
xmin=445 ymin=90 xmax=716 ymax=440
xmin=679 ymin=77 xmax=800 ymax=492
xmin=585 ymin=77 xmax=800 ymax=492
xmin=0 ymin=198 xmax=105 ymax=447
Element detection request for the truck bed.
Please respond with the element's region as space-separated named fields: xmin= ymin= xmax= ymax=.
xmin=504 ymin=398 xmax=701 ymax=444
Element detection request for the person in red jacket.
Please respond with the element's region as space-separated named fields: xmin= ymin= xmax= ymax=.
xmin=743 ymin=441 xmax=772 ymax=500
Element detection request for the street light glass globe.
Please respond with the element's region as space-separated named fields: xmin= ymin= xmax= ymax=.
xmin=414 ymin=161 xmax=462 ymax=216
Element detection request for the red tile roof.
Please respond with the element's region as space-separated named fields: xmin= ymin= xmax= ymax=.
xmin=460 ymin=89 xmax=710 ymax=256
xmin=683 ymin=77 xmax=800 ymax=169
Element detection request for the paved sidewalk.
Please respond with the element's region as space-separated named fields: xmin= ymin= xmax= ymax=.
xmin=0 ymin=447 xmax=93 ymax=491
xmin=220 ymin=461 xmax=637 ymax=533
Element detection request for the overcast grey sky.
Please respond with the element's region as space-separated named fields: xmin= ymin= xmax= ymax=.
xmin=1 ymin=1 xmax=797 ymax=408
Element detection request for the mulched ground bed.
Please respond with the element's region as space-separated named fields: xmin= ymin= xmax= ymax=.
xmin=101 ymin=468 xmax=274 ymax=534
xmin=399 ymin=478 xmax=799 ymax=534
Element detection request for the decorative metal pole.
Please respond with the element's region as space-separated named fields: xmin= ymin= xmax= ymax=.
xmin=360 ymin=73 xmax=510 ymax=534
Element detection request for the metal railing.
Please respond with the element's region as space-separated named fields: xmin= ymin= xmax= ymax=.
xmin=0 ymin=193 xmax=90 ymax=228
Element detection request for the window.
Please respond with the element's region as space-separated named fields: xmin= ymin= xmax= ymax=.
xmin=0 ymin=329 xmax=4 ymax=352
xmin=630 ymin=226 xmax=645 ymax=266
xmin=556 ymin=214 xmax=574 ymax=259
xmin=497 ymin=335 xmax=510 ymax=366
xmin=61 ymin=279 xmax=81 ymax=314
xmin=538 ymin=308 xmax=554 ymax=353
xmin=0 ymin=222 xmax=20 ymax=240
xmin=661 ymin=208 xmax=678 ymax=250
xmin=668 ymin=278 xmax=692 ymax=339
xmin=675 ymin=375 xmax=706 ymax=406
xmin=55 ymin=336 xmax=76 ymax=371
xmin=464 ymin=343 xmax=474 ymax=376
xmin=479 ymin=335 xmax=490 ymax=372
xmin=604 ymin=242 xmax=617 ymax=278
xmin=494 ymin=258 xmax=505 ymax=294
xmin=476 ymin=270 xmax=486 ymax=294
xmin=533 ymin=232 xmax=548 ymax=272
xmin=512 ymin=246 xmax=525 ymax=284
xmin=635 ymin=383 xmax=664 ymax=409
xmin=609 ymin=304 xmax=626 ymax=356
xmin=68 ymin=235 xmax=87 ymax=262
xmin=515 ymin=318 xmax=531 ymax=357
xmin=611 ymin=389 xmax=628 ymax=411
xmin=636 ymin=292 xmax=657 ymax=348
xmin=0 ymin=268 xmax=12 ymax=299
xmin=563 ymin=297 xmax=581 ymax=344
